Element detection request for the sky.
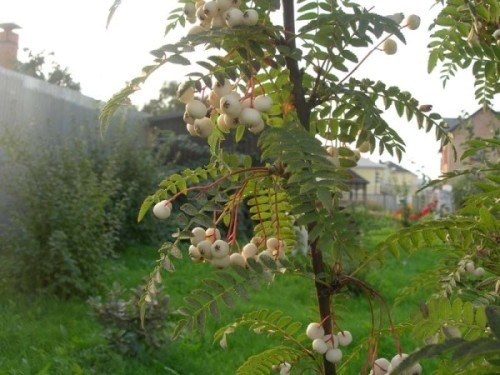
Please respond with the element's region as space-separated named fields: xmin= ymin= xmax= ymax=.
xmin=1 ymin=0 xmax=498 ymax=178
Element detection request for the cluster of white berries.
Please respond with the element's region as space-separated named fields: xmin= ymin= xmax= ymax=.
xmin=188 ymin=228 xmax=286 ymax=269
xmin=178 ymin=78 xmax=273 ymax=138
xmin=306 ymin=323 xmax=352 ymax=364
xmin=184 ymin=0 xmax=260 ymax=35
xmin=383 ymin=14 xmax=421 ymax=55
xmin=369 ymin=354 xmax=422 ymax=375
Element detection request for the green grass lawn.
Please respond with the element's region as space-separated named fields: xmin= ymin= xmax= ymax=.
xmin=0 ymin=220 xmax=445 ymax=374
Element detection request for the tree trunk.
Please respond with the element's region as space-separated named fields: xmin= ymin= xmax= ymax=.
xmin=282 ymin=2 xmax=336 ymax=373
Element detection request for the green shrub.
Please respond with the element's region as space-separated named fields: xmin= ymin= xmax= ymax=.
xmin=0 ymin=132 xmax=120 ymax=297
xmin=89 ymin=281 xmax=171 ymax=356
xmin=0 ymin=119 xmax=182 ymax=297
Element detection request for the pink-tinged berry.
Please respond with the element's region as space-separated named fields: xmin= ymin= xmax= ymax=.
xmin=205 ymin=227 xmax=221 ymax=243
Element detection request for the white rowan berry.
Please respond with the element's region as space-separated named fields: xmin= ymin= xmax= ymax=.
xmin=266 ymin=237 xmax=280 ymax=251
xmin=257 ymin=249 xmax=273 ymax=263
xmin=203 ymin=1 xmax=219 ymax=18
xmin=177 ymin=84 xmax=195 ymax=104
xmin=323 ymin=334 xmax=338 ymax=349
xmin=325 ymin=348 xmax=342 ymax=363
xmin=186 ymin=100 xmax=208 ymax=119
xmin=312 ymin=338 xmax=329 ymax=354
xmin=248 ymin=119 xmax=265 ymax=134
xmin=410 ymin=362 xmax=423 ymax=375
xmin=212 ymin=79 xmax=233 ymax=97
xmin=253 ymin=95 xmax=273 ymax=112
xmin=208 ymin=90 xmax=221 ymax=109
xmin=240 ymin=97 xmax=252 ymax=109
xmin=197 ymin=4 xmax=211 ymax=21
xmin=197 ymin=239 xmax=213 ymax=260
xmin=465 ymin=261 xmax=475 ymax=273
xmin=191 ymin=227 xmax=206 ymax=246
xmin=211 ymin=15 xmax=225 ymax=29
xmin=188 ymin=245 xmax=202 ymax=261
xmin=218 ymin=114 xmax=239 ymax=130
xmin=279 ymin=362 xmax=292 ymax=375
xmin=242 ymin=243 xmax=258 ymax=259
xmin=357 ymin=141 xmax=371 ymax=153
xmin=229 ymin=253 xmax=246 ymax=267
xmin=243 ymin=9 xmax=259 ymax=26
xmin=239 ymin=108 xmax=263 ymax=127
xmin=273 ymin=247 xmax=286 ymax=261
xmin=473 ymin=267 xmax=485 ymax=277
xmin=216 ymin=0 xmax=232 ymax=12
xmin=184 ymin=3 xmax=197 ymax=18
xmin=406 ymin=14 xmax=421 ymax=30
xmin=337 ymin=330 xmax=352 ymax=346
xmin=186 ymin=124 xmax=197 ymax=136
xmin=193 ymin=117 xmax=213 ymax=138
xmin=188 ymin=25 xmax=208 ymax=35
xmin=211 ymin=240 xmax=230 ymax=258
xmin=220 ymin=94 xmax=242 ymax=118
xmin=225 ymin=7 xmax=244 ymax=27
xmin=205 ymin=227 xmax=221 ymax=243
xmin=183 ymin=111 xmax=195 ymax=125
xmin=306 ymin=322 xmax=325 ymax=340
xmin=212 ymin=255 xmax=231 ymax=268
xmin=390 ymin=353 xmax=408 ymax=369
xmin=494 ymin=29 xmax=500 ymax=40
xmin=372 ymin=358 xmax=390 ymax=375
xmin=251 ymin=236 xmax=263 ymax=246
xmin=383 ymin=39 xmax=397 ymax=55
xmin=153 ymin=200 xmax=172 ymax=220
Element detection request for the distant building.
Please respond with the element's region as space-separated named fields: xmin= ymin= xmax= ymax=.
xmin=441 ymin=108 xmax=499 ymax=174
xmin=349 ymin=157 xmax=419 ymax=211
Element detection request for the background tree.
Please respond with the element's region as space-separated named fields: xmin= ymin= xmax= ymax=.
xmin=16 ymin=48 xmax=81 ymax=91
xmin=141 ymin=81 xmax=185 ymax=115
xmin=102 ymin=1 xmax=497 ymax=374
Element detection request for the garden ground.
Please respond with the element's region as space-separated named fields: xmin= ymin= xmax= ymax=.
xmin=0 ymin=215 xmax=443 ymax=374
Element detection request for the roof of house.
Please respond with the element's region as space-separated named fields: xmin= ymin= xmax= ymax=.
xmin=348 ymin=169 xmax=369 ymax=185
xmin=382 ymin=161 xmax=417 ymax=175
xmin=443 ymin=107 xmax=498 ymax=133
xmin=355 ymin=156 xmax=387 ymax=169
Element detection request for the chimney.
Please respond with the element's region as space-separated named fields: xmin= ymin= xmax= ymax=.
xmin=0 ymin=23 xmax=21 ymax=70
